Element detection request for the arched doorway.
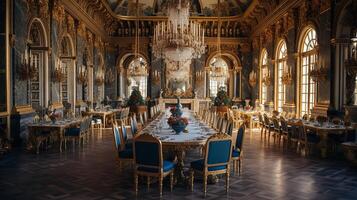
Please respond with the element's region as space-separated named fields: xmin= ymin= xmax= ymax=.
xmin=206 ymin=52 xmax=242 ymax=99
xmin=118 ymin=53 xmax=149 ymax=98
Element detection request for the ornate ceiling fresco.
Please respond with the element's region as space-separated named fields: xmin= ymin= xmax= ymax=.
xmin=105 ymin=0 xmax=253 ymax=16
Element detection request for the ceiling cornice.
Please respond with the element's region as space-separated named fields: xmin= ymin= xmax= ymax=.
xmin=250 ymin=0 xmax=303 ymax=37
xmin=63 ymin=0 xmax=110 ymax=40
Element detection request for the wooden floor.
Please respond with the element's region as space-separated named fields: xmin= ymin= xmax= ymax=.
xmin=0 ymin=128 xmax=357 ymax=200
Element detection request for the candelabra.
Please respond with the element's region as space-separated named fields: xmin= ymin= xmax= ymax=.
xmin=77 ymin=65 xmax=88 ymax=85
xmin=152 ymin=70 xmax=161 ymax=84
xmin=262 ymin=69 xmax=271 ymax=86
xmin=248 ymin=70 xmax=257 ymax=87
xmin=19 ymin=48 xmax=38 ymax=80
xmin=105 ymin=68 xmax=115 ymax=85
xmin=95 ymin=67 xmax=104 ymax=85
xmin=309 ymin=62 xmax=328 ymax=83
xmin=195 ymin=70 xmax=204 ymax=82
xmin=52 ymin=58 xmax=66 ymax=82
xmin=281 ymin=66 xmax=293 ymax=85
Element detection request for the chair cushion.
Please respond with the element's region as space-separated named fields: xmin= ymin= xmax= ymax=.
xmin=232 ymin=149 xmax=240 ymax=158
xmin=65 ymin=128 xmax=80 ymax=136
xmin=190 ymin=159 xmax=227 ymax=172
xmin=125 ymin=142 xmax=133 ymax=149
xmin=137 ymin=160 xmax=175 ymax=173
xmin=118 ymin=149 xmax=133 ymax=159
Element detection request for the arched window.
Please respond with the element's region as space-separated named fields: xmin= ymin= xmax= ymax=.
xmin=209 ymin=56 xmax=228 ymax=97
xmin=300 ymin=28 xmax=318 ymax=116
xmin=127 ymin=57 xmax=148 ymax=97
xmin=260 ymin=49 xmax=268 ymax=104
xmin=28 ymin=19 xmax=47 ymax=109
xmin=276 ymin=41 xmax=287 ymax=112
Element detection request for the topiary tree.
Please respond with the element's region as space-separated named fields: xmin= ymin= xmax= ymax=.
xmin=127 ymin=87 xmax=146 ymax=107
xmin=213 ymin=87 xmax=231 ymax=106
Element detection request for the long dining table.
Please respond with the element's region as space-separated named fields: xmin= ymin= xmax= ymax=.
xmin=140 ymin=109 xmax=218 ymax=184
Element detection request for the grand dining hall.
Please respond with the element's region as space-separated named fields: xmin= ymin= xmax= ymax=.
xmin=1 ymin=0 xmax=357 ymax=199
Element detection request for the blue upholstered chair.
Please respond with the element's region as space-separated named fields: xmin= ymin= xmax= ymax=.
xmin=133 ymin=133 xmax=175 ymax=196
xmin=130 ymin=114 xmax=139 ymax=136
xmin=113 ymin=122 xmax=133 ymax=170
xmin=64 ymin=117 xmax=92 ymax=150
xmin=120 ymin=124 xmax=133 ymax=149
xmin=232 ymin=125 xmax=245 ymax=174
xmin=189 ymin=133 xmax=232 ymax=195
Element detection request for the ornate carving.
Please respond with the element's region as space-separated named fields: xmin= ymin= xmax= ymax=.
xmin=77 ymin=21 xmax=86 ymax=38
xmin=53 ymin=0 xmax=65 ymax=25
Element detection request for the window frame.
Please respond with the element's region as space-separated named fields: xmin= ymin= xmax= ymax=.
xmin=275 ymin=40 xmax=287 ymax=112
xmin=260 ymin=49 xmax=268 ymax=105
xmin=298 ymin=27 xmax=318 ymax=117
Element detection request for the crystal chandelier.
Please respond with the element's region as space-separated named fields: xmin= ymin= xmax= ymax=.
xmin=152 ymin=0 xmax=205 ymax=63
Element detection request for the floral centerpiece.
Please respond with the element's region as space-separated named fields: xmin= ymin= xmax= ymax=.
xmin=48 ymin=109 xmax=60 ymax=124
xmin=167 ymin=97 xmax=188 ymax=134
xmin=127 ymin=87 xmax=147 ymax=113
xmin=167 ymin=116 xmax=189 ymax=134
xmin=170 ymin=106 xmax=183 ymax=117
xmin=213 ymin=87 xmax=231 ymax=112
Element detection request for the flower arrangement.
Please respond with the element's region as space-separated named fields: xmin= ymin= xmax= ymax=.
xmin=213 ymin=87 xmax=231 ymax=106
xmin=126 ymin=87 xmax=146 ymax=107
xmin=170 ymin=106 xmax=183 ymax=117
xmin=48 ymin=109 xmax=60 ymax=123
xmin=167 ymin=116 xmax=188 ymax=126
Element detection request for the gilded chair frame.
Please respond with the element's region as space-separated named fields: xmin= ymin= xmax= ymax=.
xmin=133 ymin=133 xmax=174 ymax=196
xmin=189 ymin=133 xmax=232 ymax=195
xmin=232 ymin=125 xmax=245 ymax=174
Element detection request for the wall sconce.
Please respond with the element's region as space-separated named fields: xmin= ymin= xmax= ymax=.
xmin=152 ymin=70 xmax=161 ymax=83
xmin=196 ymin=70 xmax=204 ymax=82
xmin=262 ymin=68 xmax=271 ymax=86
xmin=309 ymin=60 xmax=328 ymax=83
xmin=78 ymin=65 xmax=88 ymax=85
xmin=19 ymin=47 xmax=38 ymax=80
xmin=105 ymin=68 xmax=115 ymax=85
xmin=52 ymin=57 xmax=66 ymax=82
xmin=249 ymin=70 xmax=257 ymax=87
xmin=350 ymin=28 xmax=357 ymax=61
xmin=281 ymin=65 xmax=292 ymax=85
xmin=95 ymin=67 xmax=105 ymax=85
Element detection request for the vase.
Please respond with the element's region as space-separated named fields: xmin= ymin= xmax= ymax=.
xmin=171 ymin=123 xmax=186 ymax=134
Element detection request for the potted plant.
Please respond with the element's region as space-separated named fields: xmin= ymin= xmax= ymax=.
xmin=213 ymin=87 xmax=231 ymax=112
xmin=127 ymin=87 xmax=147 ymax=113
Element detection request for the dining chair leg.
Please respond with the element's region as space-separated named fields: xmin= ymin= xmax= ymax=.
xmin=147 ymin=176 xmax=150 ymax=190
xmin=226 ymin=171 xmax=230 ymax=193
xmin=190 ymin=170 xmax=194 ymax=192
xmin=170 ymin=172 xmax=174 ymax=192
xmin=203 ymin=174 xmax=207 ymax=196
xmin=134 ymin=173 xmax=138 ymax=195
xmin=159 ymin=176 xmax=163 ymax=197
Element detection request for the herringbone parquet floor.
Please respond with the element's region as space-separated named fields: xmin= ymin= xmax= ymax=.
xmin=0 ymin=128 xmax=356 ymax=200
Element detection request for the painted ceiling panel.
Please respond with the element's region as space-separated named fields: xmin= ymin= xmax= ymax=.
xmin=105 ymin=0 xmax=252 ymax=16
